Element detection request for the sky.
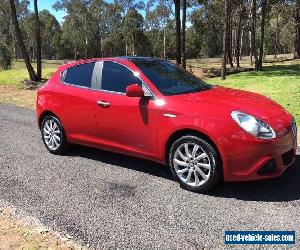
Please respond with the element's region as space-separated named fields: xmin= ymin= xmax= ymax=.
xmin=27 ymin=0 xmax=168 ymax=25
xmin=29 ymin=0 xmax=66 ymax=23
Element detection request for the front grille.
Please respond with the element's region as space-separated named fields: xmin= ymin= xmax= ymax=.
xmin=291 ymin=117 xmax=297 ymax=146
xmin=282 ymin=149 xmax=295 ymax=166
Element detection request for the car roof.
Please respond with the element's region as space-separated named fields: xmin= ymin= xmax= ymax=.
xmin=58 ymin=56 xmax=164 ymax=71
xmin=62 ymin=56 xmax=161 ymax=66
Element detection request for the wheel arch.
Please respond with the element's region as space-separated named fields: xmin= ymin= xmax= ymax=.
xmin=38 ymin=110 xmax=61 ymax=129
xmin=164 ymin=128 xmax=224 ymax=176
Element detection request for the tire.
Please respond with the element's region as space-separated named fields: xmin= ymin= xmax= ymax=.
xmin=169 ymin=135 xmax=221 ymax=193
xmin=41 ymin=115 xmax=69 ymax=155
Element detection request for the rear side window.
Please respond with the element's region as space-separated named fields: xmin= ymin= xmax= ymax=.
xmin=64 ymin=62 xmax=95 ymax=88
xmin=101 ymin=61 xmax=142 ymax=93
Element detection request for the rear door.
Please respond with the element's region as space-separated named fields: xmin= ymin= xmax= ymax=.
xmin=54 ymin=62 xmax=98 ymax=145
xmin=94 ymin=61 xmax=158 ymax=158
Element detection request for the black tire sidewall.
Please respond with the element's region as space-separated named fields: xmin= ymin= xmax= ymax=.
xmin=169 ymin=135 xmax=221 ymax=193
xmin=41 ymin=116 xmax=68 ymax=155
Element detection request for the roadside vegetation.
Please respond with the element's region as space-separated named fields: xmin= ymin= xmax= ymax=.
xmin=0 ymin=60 xmax=62 ymax=86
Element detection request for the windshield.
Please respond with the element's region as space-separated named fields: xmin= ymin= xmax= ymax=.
xmin=131 ymin=59 xmax=212 ymax=95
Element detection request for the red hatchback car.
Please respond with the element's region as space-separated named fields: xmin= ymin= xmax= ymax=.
xmin=36 ymin=57 xmax=297 ymax=192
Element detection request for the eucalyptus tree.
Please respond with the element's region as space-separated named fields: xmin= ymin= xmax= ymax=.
xmin=173 ymin=0 xmax=181 ymax=64
xmin=0 ymin=0 xmax=12 ymax=68
xmin=115 ymin=0 xmax=145 ymax=54
xmin=257 ymin=0 xmax=267 ymax=70
xmin=89 ymin=0 xmax=107 ymax=56
xmin=39 ymin=10 xmax=61 ymax=59
xmin=53 ymin=0 xmax=81 ymax=59
xmin=33 ymin=0 xmax=42 ymax=79
xmin=101 ymin=2 xmax=125 ymax=56
xmin=293 ymin=0 xmax=300 ymax=58
xmin=123 ymin=8 xmax=145 ymax=55
xmin=145 ymin=0 xmax=172 ymax=58
xmin=235 ymin=0 xmax=247 ymax=67
xmin=221 ymin=0 xmax=230 ymax=80
xmin=9 ymin=0 xmax=38 ymax=81
xmin=191 ymin=1 xmax=223 ymax=57
xmin=181 ymin=0 xmax=187 ymax=68
xmin=251 ymin=0 xmax=258 ymax=70
xmin=115 ymin=0 xmax=145 ymax=15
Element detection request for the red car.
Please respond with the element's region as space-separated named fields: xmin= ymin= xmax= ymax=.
xmin=36 ymin=57 xmax=297 ymax=192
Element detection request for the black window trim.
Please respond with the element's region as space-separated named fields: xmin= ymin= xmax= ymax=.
xmin=59 ymin=60 xmax=156 ymax=98
xmin=60 ymin=61 xmax=98 ymax=90
xmin=98 ymin=60 xmax=155 ymax=98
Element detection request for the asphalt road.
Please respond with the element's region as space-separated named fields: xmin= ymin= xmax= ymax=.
xmin=0 ymin=103 xmax=300 ymax=249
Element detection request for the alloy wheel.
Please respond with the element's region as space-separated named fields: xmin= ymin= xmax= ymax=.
xmin=42 ymin=119 xmax=61 ymax=151
xmin=173 ymin=142 xmax=211 ymax=187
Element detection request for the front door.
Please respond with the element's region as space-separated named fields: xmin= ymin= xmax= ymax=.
xmin=94 ymin=61 xmax=158 ymax=158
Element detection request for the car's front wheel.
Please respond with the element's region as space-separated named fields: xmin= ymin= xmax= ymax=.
xmin=169 ymin=135 xmax=221 ymax=192
xmin=41 ymin=115 xmax=69 ymax=154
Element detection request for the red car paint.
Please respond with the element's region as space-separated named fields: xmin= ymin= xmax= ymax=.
xmin=36 ymin=57 xmax=297 ymax=182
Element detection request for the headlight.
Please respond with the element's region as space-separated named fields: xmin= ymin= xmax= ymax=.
xmin=231 ymin=111 xmax=276 ymax=139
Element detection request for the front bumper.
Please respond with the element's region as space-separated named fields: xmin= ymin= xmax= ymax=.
xmin=222 ymin=114 xmax=297 ymax=182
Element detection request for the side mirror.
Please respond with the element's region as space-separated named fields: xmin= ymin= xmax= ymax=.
xmin=126 ymin=84 xmax=144 ymax=97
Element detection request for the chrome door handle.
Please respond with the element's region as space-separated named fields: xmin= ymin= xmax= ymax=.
xmin=97 ymin=100 xmax=110 ymax=107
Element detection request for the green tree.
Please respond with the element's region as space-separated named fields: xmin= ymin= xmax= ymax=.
xmin=33 ymin=0 xmax=42 ymax=79
xmin=9 ymin=0 xmax=38 ymax=81
xmin=123 ymin=8 xmax=145 ymax=55
xmin=0 ymin=0 xmax=12 ymax=69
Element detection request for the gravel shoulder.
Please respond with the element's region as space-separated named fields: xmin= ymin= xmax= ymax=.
xmin=0 ymin=103 xmax=299 ymax=249
xmin=0 ymin=202 xmax=84 ymax=249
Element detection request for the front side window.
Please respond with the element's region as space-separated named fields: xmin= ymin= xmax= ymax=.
xmin=101 ymin=61 xmax=142 ymax=93
xmin=130 ymin=59 xmax=212 ymax=96
xmin=64 ymin=62 xmax=95 ymax=88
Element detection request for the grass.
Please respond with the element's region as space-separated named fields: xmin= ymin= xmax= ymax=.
xmin=0 ymin=60 xmax=62 ymax=86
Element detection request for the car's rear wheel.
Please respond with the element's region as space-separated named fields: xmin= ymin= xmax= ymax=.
xmin=41 ymin=115 xmax=68 ymax=154
xmin=169 ymin=135 xmax=221 ymax=192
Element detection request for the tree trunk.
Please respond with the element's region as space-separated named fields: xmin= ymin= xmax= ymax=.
xmin=258 ymin=0 xmax=267 ymax=71
xmin=228 ymin=8 xmax=234 ymax=68
xmin=221 ymin=0 xmax=230 ymax=80
xmin=34 ymin=0 xmax=42 ymax=80
xmin=274 ymin=16 xmax=278 ymax=58
xmin=163 ymin=27 xmax=166 ymax=59
xmin=236 ymin=7 xmax=242 ymax=68
xmin=72 ymin=18 xmax=77 ymax=60
xmin=132 ymin=34 xmax=135 ymax=56
xmin=9 ymin=20 xmax=18 ymax=61
xmin=174 ymin=0 xmax=181 ymax=65
xmin=251 ymin=0 xmax=258 ymax=70
xmin=293 ymin=0 xmax=300 ymax=58
xmin=181 ymin=0 xmax=186 ymax=69
xmin=84 ymin=12 xmax=88 ymax=58
xmin=232 ymin=28 xmax=236 ymax=62
xmin=9 ymin=0 xmax=37 ymax=81
xmin=240 ymin=29 xmax=243 ymax=60
xmin=249 ymin=30 xmax=253 ymax=65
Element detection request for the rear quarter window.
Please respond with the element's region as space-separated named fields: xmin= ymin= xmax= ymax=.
xmin=64 ymin=62 xmax=95 ymax=88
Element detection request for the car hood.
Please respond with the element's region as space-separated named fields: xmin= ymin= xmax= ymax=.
xmin=170 ymin=86 xmax=286 ymax=120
